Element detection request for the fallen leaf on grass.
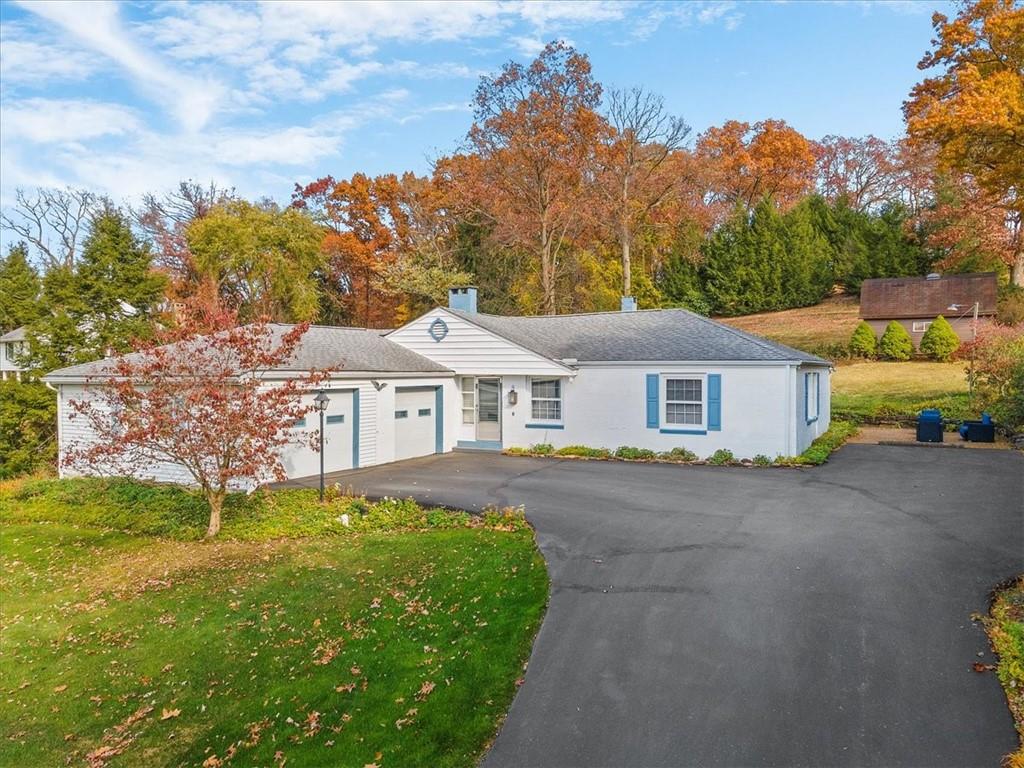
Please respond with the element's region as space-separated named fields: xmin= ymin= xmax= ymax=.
xmin=53 ymin=684 xmax=68 ymax=693
xmin=415 ymin=681 xmax=435 ymax=701
xmin=161 ymin=708 xmax=181 ymax=720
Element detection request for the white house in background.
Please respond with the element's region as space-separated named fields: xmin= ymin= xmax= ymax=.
xmin=1 ymin=327 xmax=28 ymax=381
xmin=43 ymin=287 xmax=831 ymax=484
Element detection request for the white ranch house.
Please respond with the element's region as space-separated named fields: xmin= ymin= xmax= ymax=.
xmin=44 ymin=288 xmax=831 ymax=483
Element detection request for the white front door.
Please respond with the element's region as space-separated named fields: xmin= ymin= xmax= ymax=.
xmin=394 ymin=388 xmax=437 ymax=461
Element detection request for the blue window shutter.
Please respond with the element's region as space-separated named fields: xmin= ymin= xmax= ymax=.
xmin=646 ymin=374 xmax=659 ymax=428
xmin=708 ymin=374 xmax=722 ymax=431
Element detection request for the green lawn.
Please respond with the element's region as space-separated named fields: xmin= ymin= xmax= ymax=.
xmin=0 ymin=481 xmax=548 ymax=768
xmin=831 ymin=361 xmax=973 ymax=423
xmin=984 ymin=577 xmax=1024 ymax=767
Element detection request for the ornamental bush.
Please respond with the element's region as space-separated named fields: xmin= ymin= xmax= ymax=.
xmin=707 ymin=449 xmax=735 ymax=465
xmin=848 ymin=321 xmax=877 ymax=358
xmin=878 ymin=321 xmax=913 ymax=361
xmin=919 ymin=315 xmax=960 ymax=361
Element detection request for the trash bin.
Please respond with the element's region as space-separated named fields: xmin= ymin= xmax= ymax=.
xmin=916 ymin=409 xmax=943 ymax=443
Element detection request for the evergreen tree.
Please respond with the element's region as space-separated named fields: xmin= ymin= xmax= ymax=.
xmin=878 ymin=321 xmax=914 ymax=361
xmin=0 ymin=242 xmax=41 ymax=333
xmin=849 ymin=321 xmax=877 ymax=358
xmin=75 ymin=209 xmax=167 ymax=354
xmin=919 ymin=315 xmax=960 ymax=361
xmin=24 ymin=209 xmax=167 ymax=373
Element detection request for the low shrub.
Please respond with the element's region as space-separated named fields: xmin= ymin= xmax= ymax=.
xmin=0 ymin=477 xmax=521 ymax=541
xmin=659 ymin=447 xmax=698 ymax=462
xmin=554 ymin=445 xmax=612 ymax=458
xmin=504 ymin=446 xmax=530 ymax=455
xmin=482 ymin=505 xmax=531 ymax=532
xmin=529 ymin=443 xmax=554 ymax=455
xmin=878 ymin=321 xmax=913 ymax=361
xmin=848 ymin=321 xmax=877 ymax=359
xmin=919 ymin=315 xmax=960 ymax=362
xmin=797 ymin=420 xmax=859 ymax=465
xmin=707 ymin=449 xmax=735 ymax=465
xmin=752 ymin=454 xmax=772 ymax=467
xmin=614 ymin=445 xmax=658 ymax=460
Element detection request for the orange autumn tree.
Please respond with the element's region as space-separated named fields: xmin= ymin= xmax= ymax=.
xmin=463 ymin=41 xmax=604 ymax=315
xmin=293 ymin=173 xmax=407 ymax=327
xmin=904 ymin=0 xmax=1024 ymax=284
xmin=696 ymin=119 xmax=817 ymax=212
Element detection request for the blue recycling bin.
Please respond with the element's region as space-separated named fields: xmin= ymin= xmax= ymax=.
xmin=916 ymin=409 xmax=943 ymax=443
xmin=958 ymin=412 xmax=996 ymax=443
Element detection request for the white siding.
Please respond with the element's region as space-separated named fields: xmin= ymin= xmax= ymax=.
xmin=56 ymin=375 xmax=457 ymax=488
xmin=472 ymin=364 xmax=801 ymax=460
xmin=794 ymin=364 xmax=832 ymax=454
xmin=387 ymin=308 xmax=569 ymax=376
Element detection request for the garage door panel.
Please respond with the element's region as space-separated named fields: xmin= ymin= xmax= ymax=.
xmin=394 ymin=388 xmax=437 ymax=461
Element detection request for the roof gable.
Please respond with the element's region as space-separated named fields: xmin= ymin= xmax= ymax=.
xmin=859 ymin=273 xmax=998 ymax=320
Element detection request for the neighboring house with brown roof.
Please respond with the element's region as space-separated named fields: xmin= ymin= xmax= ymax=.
xmin=859 ymin=272 xmax=998 ymax=347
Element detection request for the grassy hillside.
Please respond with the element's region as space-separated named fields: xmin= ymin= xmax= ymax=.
xmin=717 ymin=295 xmax=860 ymax=353
xmin=832 ymin=361 xmax=971 ymax=423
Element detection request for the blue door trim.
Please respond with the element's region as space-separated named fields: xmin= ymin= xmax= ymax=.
xmin=434 ymin=385 xmax=444 ymax=454
xmin=352 ymin=389 xmax=360 ymax=468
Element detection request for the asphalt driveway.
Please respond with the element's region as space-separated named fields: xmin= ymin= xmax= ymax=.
xmin=293 ymin=445 xmax=1023 ymax=767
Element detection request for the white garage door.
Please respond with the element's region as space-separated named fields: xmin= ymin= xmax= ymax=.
xmin=394 ymin=388 xmax=437 ymax=462
xmin=280 ymin=390 xmax=354 ymax=480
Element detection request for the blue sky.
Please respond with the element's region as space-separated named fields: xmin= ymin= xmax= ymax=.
xmin=0 ymin=0 xmax=952 ymax=209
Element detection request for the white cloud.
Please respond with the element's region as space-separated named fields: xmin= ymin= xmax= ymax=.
xmin=15 ymin=0 xmax=226 ymax=132
xmin=0 ymin=33 xmax=102 ymax=86
xmin=1 ymin=98 xmax=141 ymax=143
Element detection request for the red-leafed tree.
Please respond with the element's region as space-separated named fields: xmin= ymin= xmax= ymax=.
xmin=63 ymin=299 xmax=330 ymax=537
xmin=813 ymin=135 xmax=902 ymax=212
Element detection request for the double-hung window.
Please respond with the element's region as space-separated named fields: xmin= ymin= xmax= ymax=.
xmin=530 ymin=378 xmax=562 ymax=422
xmin=663 ymin=376 xmax=704 ymax=428
xmin=805 ymin=372 xmax=820 ymax=423
xmin=461 ymin=378 xmax=476 ymax=424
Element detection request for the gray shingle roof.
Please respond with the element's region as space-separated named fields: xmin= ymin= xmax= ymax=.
xmin=44 ymin=324 xmax=451 ymax=380
xmin=446 ymin=308 xmax=830 ymax=365
xmin=0 ymin=326 xmax=27 ymax=342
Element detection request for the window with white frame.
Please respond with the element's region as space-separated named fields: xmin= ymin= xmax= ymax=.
xmin=664 ymin=376 xmax=704 ymax=427
xmin=530 ymin=378 xmax=562 ymax=421
xmin=461 ymin=378 xmax=476 ymax=424
xmin=911 ymin=321 xmax=931 ymax=333
xmin=806 ymin=372 xmax=820 ymax=422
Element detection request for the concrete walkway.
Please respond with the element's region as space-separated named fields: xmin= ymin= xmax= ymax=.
xmin=284 ymin=445 xmax=1023 ymax=767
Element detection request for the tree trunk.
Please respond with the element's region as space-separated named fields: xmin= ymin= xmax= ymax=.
xmin=205 ymin=489 xmax=225 ymax=538
xmin=621 ymin=218 xmax=632 ymax=298
xmin=540 ymin=226 xmax=556 ymax=315
xmin=1013 ymin=239 xmax=1024 ymax=288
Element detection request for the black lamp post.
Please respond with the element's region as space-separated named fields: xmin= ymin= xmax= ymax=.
xmin=313 ymin=390 xmax=330 ymax=501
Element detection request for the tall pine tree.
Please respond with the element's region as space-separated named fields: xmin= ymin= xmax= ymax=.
xmin=0 ymin=243 xmax=42 ymax=333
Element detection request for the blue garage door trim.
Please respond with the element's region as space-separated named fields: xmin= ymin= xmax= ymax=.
xmin=395 ymin=385 xmax=445 ymax=455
